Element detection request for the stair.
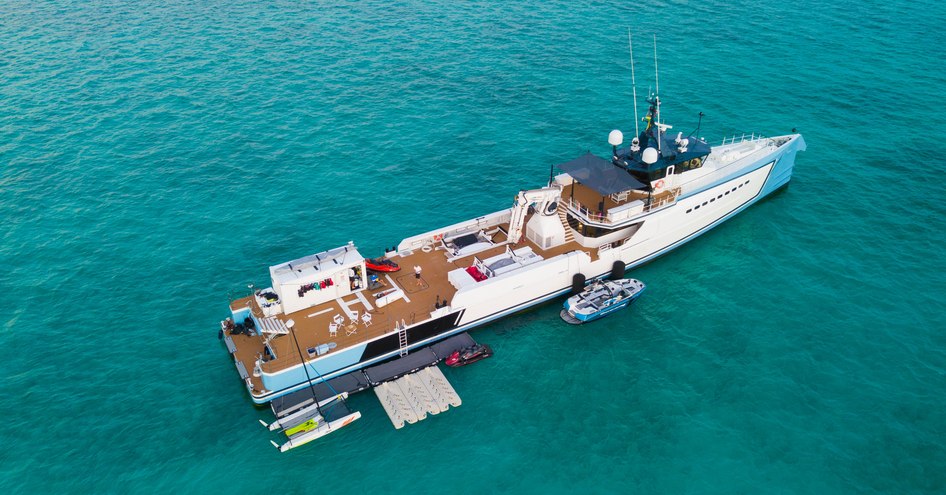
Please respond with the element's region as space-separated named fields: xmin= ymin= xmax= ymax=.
xmin=557 ymin=204 xmax=576 ymax=243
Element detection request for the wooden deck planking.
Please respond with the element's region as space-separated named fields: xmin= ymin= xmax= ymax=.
xmin=228 ymin=220 xmax=596 ymax=386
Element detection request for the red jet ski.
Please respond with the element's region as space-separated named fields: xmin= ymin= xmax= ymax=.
xmin=445 ymin=343 xmax=493 ymax=367
xmin=365 ymin=257 xmax=400 ymax=273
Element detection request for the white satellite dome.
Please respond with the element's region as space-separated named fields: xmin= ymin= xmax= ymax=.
xmin=608 ymin=129 xmax=624 ymax=146
xmin=642 ymin=147 xmax=659 ymax=164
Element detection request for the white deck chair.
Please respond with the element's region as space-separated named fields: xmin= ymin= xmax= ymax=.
xmin=361 ymin=312 xmax=373 ymax=326
xmin=332 ymin=314 xmax=345 ymax=325
xmin=348 ymin=310 xmax=359 ymax=324
xmin=329 ymin=322 xmax=338 ymax=337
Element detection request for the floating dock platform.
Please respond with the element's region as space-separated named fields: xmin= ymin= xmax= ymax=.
xmin=270 ymin=332 xmax=475 ymax=418
xmin=374 ymin=365 xmax=461 ymax=429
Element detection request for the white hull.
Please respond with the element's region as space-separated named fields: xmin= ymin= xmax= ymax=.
xmin=271 ymin=411 xmax=361 ymax=452
xmin=451 ymin=157 xmax=781 ymax=324
xmin=245 ymin=134 xmax=805 ymax=404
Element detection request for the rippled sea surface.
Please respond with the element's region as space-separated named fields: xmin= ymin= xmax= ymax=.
xmin=2 ymin=0 xmax=945 ymax=493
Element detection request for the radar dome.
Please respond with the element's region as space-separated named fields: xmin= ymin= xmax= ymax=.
xmin=608 ymin=130 xmax=624 ymax=146
xmin=642 ymin=147 xmax=659 ymax=164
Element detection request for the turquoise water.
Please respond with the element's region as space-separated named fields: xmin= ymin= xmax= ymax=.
xmin=2 ymin=0 xmax=945 ymax=492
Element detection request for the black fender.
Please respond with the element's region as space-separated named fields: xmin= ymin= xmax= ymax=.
xmin=571 ymin=273 xmax=586 ymax=295
xmin=609 ymin=260 xmax=626 ymax=280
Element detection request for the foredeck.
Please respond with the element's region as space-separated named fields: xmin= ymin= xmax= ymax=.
xmin=229 ymin=219 xmax=597 ymax=392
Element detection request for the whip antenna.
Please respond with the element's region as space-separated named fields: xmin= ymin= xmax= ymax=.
xmin=653 ymin=35 xmax=661 ymax=154
xmin=653 ymin=34 xmax=659 ymax=98
xmin=628 ymin=28 xmax=639 ymax=137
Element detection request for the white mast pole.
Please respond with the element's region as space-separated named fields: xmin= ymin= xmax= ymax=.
xmin=628 ymin=28 xmax=639 ymax=137
xmin=653 ymin=34 xmax=660 ymax=98
xmin=653 ymin=34 xmax=661 ymax=153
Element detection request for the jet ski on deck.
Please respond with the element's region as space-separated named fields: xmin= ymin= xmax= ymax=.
xmin=365 ymin=257 xmax=400 ymax=273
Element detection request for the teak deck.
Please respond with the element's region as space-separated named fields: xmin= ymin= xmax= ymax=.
xmin=229 ymin=218 xmax=596 ymax=393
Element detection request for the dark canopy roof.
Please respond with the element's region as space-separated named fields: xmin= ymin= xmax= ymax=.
xmin=557 ymin=152 xmax=647 ymax=195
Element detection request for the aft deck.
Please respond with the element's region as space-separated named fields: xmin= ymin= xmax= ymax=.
xmin=228 ymin=218 xmax=597 ymax=393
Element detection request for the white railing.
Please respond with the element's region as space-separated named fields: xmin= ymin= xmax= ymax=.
xmin=563 ymin=191 xmax=678 ymax=226
xmin=396 ymin=208 xmax=511 ymax=253
xmin=668 ymin=134 xmax=790 ymax=198
xmin=720 ymin=133 xmax=768 ymax=145
xmin=564 ymin=197 xmax=609 ymax=223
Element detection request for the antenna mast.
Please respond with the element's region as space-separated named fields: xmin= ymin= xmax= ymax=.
xmin=653 ymin=34 xmax=661 ymax=153
xmin=653 ymin=34 xmax=660 ymax=98
xmin=628 ymin=28 xmax=639 ymax=137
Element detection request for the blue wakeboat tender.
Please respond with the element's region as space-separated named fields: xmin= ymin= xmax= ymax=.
xmin=560 ymin=279 xmax=646 ymax=324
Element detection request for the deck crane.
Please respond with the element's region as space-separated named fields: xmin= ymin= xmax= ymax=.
xmin=507 ymin=186 xmax=562 ymax=245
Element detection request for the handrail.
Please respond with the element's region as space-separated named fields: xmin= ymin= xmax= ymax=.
xmin=564 ymin=191 xmax=679 ymax=226
xmin=720 ymin=132 xmax=769 ymax=145
xmin=565 ymin=197 xmax=609 ymax=223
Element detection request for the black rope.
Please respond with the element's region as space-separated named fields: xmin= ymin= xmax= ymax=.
xmin=288 ymin=326 xmax=325 ymax=420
